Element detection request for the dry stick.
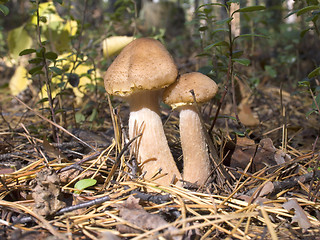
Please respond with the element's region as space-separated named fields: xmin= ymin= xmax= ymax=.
xmin=35 ymin=0 xmax=59 ymax=143
xmin=280 ymin=83 xmax=288 ymax=153
xmin=0 ymin=200 xmax=66 ymax=239
xmin=14 ymin=96 xmax=97 ymax=152
xmin=20 ymin=123 xmax=50 ymax=166
xmin=309 ymin=88 xmax=320 ymax=113
xmin=102 ymin=134 xmax=142 ymax=190
xmin=189 ymin=90 xmax=232 ymax=186
xmin=309 ymin=139 xmax=320 ymax=201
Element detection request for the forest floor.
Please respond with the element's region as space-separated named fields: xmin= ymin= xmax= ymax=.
xmin=0 ymin=57 xmax=320 ymax=239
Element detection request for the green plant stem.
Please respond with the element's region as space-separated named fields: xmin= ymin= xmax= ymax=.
xmin=36 ymin=0 xmax=59 ymax=143
xmin=71 ymin=0 xmax=88 ymax=74
xmin=227 ymin=10 xmax=240 ymax=126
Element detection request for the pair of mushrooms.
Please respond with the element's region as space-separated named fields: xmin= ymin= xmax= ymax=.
xmin=104 ymin=38 xmax=218 ymax=186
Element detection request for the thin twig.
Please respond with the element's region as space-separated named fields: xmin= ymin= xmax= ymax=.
xmin=14 ymin=96 xmax=97 ymax=152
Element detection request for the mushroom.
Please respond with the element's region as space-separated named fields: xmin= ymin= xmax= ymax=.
xmin=163 ymin=72 xmax=218 ymax=185
xmin=104 ymin=38 xmax=181 ymax=185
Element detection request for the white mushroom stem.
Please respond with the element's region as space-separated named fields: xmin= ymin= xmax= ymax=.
xmin=127 ymin=91 xmax=181 ymax=185
xmin=178 ymin=105 xmax=211 ymax=185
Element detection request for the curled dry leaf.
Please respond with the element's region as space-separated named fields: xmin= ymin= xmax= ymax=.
xmin=252 ymin=181 xmax=275 ymax=199
xmin=115 ymin=195 xmax=181 ymax=239
xmin=283 ymin=199 xmax=312 ymax=229
xmin=230 ymin=137 xmax=291 ymax=172
xmin=31 ymin=167 xmax=66 ymax=217
xmin=238 ymin=100 xmax=260 ymax=127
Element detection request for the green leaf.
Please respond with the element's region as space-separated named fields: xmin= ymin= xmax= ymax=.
xmin=298 ymin=80 xmax=310 ymax=88
xmin=211 ymin=28 xmax=229 ymax=36
xmin=19 ymin=48 xmax=36 ymax=56
xmin=300 ymin=28 xmax=312 ymax=38
xmin=234 ymin=130 xmax=246 ymax=137
xmin=0 ymin=4 xmax=9 ymax=16
xmin=40 ymin=16 xmax=47 ymax=23
xmin=75 ymin=112 xmax=85 ymax=123
xmin=29 ymin=65 xmax=44 ymax=75
xmin=28 ymin=57 xmax=43 ymax=64
xmin=74 ymin=178 xmax=97 ymax=192
xmin=88 ymin=108 xmax=98 ymax=122
xmin=199 ymin=26 xmax=208 ymax=32
xmin=197 ymin=3 xmax=227 ymax=12
xmin=312 ymin=93 xmax=320 ymax=110
xmin=308 ymin=67 xmax=320 ymax=78
xmin=49 ymin=66 xmax=63 ymax=75
xmin=204 ymin=41 xmax=229 ymax=51
xmin=233 ymin=6 xmax=266 ymax=15
xmin=284 ymin=10 xmax=299 ymax=19
xmin=297 ymin=5 xmax=320 ymax=16
xmin=215 ymin=17 xmax=233 ymax=25
xmin=232 ymin=58 xmax=250 ymax=66
xmin=45 ymin=51 xmax=58 ymax=61
xmin=37 ymin=97 xmax=49 ymax=104
xmin=234 ymin=33 xmax=267 ymax=41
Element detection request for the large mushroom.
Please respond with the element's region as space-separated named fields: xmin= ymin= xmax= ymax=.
xmin=104 ymin=38 xmax=181 ymax=185
xmin=163 ymin=72 xmax=218 ymax=185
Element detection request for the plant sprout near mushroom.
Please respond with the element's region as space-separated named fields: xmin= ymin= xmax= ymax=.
xmin=104 ymin=38 xmax=181 ymax=185
xmin=163 ymin=72 xmax=218 ymax=185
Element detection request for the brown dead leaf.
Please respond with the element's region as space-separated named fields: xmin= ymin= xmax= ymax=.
xmin=252 ymin=181 xmax=275 ymax=199
xmin=237 ymin=195 xmax=274 ymax=206
xmin=31 ymin=167 xmax=66 ymax=217
xmin=283 ymin=199 xmax=312 ymax=229
xmin=115 ymin=195 xmax=181 ymax=239
xmin=42 ymin=137 xmax=67 ymax=160
xmin=230 ymin=138 xmax=290 ymax=172
xmin=238 ymin=100 xmax=260 ymax=127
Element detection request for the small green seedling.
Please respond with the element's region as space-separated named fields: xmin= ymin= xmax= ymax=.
xmin=74 ymin=178 xmax=97 ymax=194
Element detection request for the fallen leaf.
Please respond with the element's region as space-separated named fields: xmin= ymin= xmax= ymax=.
xmin=31 ymin=167 xmax=66 ymax=217
xmin=230 ymin=138 xmax=290 ymax=172
xmin=252 ymin=181 xmax=274 ymax=199
xmin=283 ymin=199 xmax=312 ymax=229
xmin=9 ymin=65 xmax=31 ymax=96
xmin=115 ymin=195 xmax=181 ymax=239
xmin=43 ymin=137 xmax=67 ymax=160
xmin=238 ymin=100 xmax=260 ymax=126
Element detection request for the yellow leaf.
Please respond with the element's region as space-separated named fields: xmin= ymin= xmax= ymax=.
xmin=40 ymin=53 xmax=100 ymax=105
xmin=64 ymin=20 xmax=78 ymax=36
xmin=102 ymin=36 xmax=135 ymax=58
xmin=31 ymin=2 xmax=63 ymax=25
xmin=9 ymin=66 xmax=31 ymax=95
xmin=7 ymin=25 xmax=32 ymax=60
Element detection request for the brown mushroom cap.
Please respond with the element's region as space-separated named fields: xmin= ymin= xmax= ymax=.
xmin=104 ymin=38 xmax=178 ymax=97
xmin=163 ymin=72 xmax=218 ymax=108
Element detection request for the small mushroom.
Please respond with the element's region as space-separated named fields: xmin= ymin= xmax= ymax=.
xmin=163 ymin=72 xmax=218 ymax=185
xmin=104 ymin=38 xmax=181 ymax=185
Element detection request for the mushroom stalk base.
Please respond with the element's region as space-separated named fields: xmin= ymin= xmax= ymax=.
xmin=128 ymin=92 xmax=181 ymax=185
xmin=179 ymin=105 xmax=211 ymax=185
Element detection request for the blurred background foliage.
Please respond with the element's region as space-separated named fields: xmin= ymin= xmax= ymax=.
xmin=0 ymin=0 xmax=319 ymax=130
